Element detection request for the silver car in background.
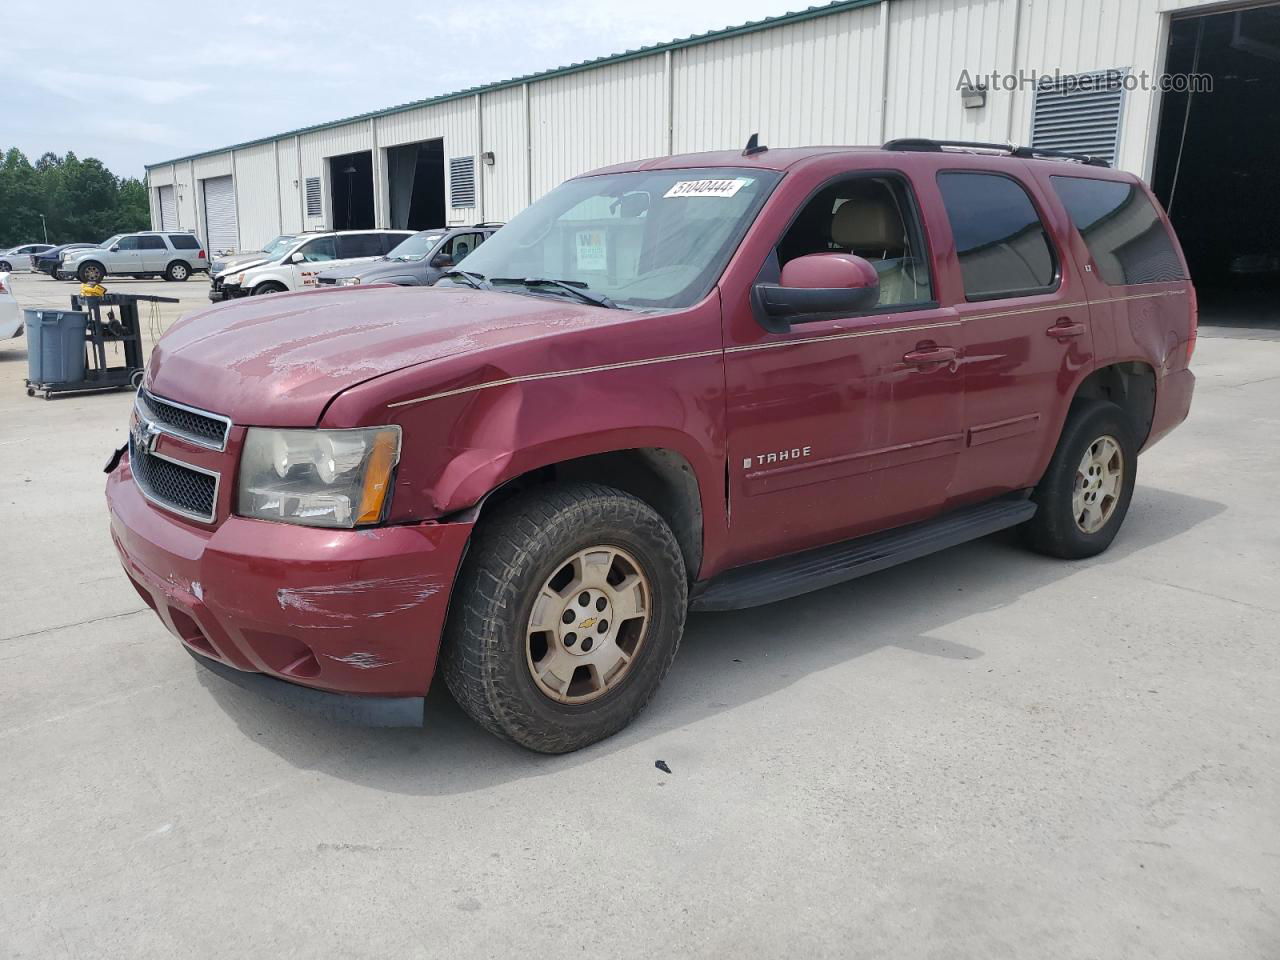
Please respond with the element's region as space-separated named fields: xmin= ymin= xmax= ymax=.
xmin=61 ymin=232 xmax=209 ymax=283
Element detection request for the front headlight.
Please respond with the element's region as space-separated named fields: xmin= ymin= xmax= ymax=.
xmin=234 ymin=272 xmax=246 ymax=285
xmin=237 ymin=426 xmax=401 ymax=528
xmin=337 ymin=277 xmax=362 ymax=286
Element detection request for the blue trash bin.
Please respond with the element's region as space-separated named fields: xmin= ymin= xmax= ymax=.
xmin=25 ymin=309 xmax=88 ymax=386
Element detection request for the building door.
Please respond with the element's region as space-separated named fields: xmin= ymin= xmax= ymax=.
xmin=202 ymin=176 xmax=238 ymax=254
xmin=158 ymin=186 xmax=178 ymax=230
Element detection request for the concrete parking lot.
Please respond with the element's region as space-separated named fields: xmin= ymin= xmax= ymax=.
xmin=1 ymin=271 xmax=1277 ymax=958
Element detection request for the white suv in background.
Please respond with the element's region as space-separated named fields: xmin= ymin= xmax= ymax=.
xmin=63 ymin=233 xmax=209 ymax=283
xmin=0 ymin=244 xmax=54 ymax=272
xmin=211 ymin=229 xmax=412 ymax=301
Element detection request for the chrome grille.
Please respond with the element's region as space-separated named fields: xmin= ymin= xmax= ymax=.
xmin=129 ymin=433 xmax=218 ymax=523
xmin=136 ymin=389 xmax=230 ymax=450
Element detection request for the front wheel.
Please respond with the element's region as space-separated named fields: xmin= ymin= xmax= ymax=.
xmin=1023 ymin=400 xmax=1137 ymax=559
xmin=0 ymin=261 xmax=11 ymax=272
xmin=77 ymin=262 xmax=105 ymax=284
xmin=251 ymin=281 xmax=287 ymax=296
xmin=442 ymin=483 xmax=688 ymax=753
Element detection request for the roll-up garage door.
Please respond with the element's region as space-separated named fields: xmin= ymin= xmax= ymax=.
xmin=158 ymin=185 xmax=177 ymax=230
xmin=202 ymin=176 xmax=238 ymax=254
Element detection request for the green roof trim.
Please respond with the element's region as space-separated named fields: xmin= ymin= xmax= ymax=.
xmin=146 ymin=0 xmax=883 ymax=170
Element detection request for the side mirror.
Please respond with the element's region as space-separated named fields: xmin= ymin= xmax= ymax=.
xmin=110 ymin=245 xmax=120 ymax=252
xmin=288 ymin=251 xmax=305 ymax=264
xmin=431 ymin=253 xmax=454 ymax=268
xmin=753 ymin=253 xmax=881 ymax=332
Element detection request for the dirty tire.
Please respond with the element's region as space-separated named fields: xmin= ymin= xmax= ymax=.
xmin=441 ymin=483 xmax=687 ymax=754
xmin=77 ymin=261 xmax=104 ymax=284
xmin=1023 ymin=399 xmax=1137 ymax=559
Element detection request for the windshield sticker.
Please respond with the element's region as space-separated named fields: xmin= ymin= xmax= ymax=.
xmin=663 ymin=178 xmax=752 ymax=199
xmin=575 ymin=230 xmax=607 ymax=272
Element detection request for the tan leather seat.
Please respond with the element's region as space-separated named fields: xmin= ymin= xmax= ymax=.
xmin=829 ymin=185 xmax=927 ymax=305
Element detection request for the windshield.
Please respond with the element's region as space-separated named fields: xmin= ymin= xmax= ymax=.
xmin=387 ymin=232 xmax=445 ymax=261
xmin=262 ymin=235 xmax=296 ymax=256
xmin=99 ymin=235 xmax=122 ymax=249
xmin=453 ymin=167 xmax=781 ymax=309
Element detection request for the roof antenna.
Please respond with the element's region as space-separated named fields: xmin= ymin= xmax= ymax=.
xmin=742 ymin=133 xmax=768 ymax=157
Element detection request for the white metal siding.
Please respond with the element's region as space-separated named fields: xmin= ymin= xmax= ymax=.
xmin=202 ymin=176 xmax=238 ymax=254
xmin=480 ymin=85 xmax=528 ymax=220
xmin=231 ymin=143 xmax=279 ymax=249
xmin=377 ymin=97 xmax=479 ymax=223
xmin=277 ymin=138 xmax=302 ymax=233
xmin=158 ymin=185 xmax=178 ymax=230
xmin=529 ymin=57 xmax=667 ymax=198
xmin=673 ymin=4 xmax=884 ymax=152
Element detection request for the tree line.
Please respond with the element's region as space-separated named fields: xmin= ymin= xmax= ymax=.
xmin=0 ymin=148 xmax=150 ymax=249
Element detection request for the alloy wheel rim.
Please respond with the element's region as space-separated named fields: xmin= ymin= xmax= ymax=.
xmin=174 ymin=265 xmax=188 ymax=279
xmin=526 ymin=545 xmax=650 ymax=704
xmin=1073 ymin=435 xmax=1123 ymax=534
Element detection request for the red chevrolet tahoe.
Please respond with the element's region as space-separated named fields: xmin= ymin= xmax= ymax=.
xmin=107 ymin=138 xmax=1196 ymax=753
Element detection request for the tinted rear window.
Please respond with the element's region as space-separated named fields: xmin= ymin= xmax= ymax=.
xmin=936 ymin=172 xmax=1057 ymax=300
xmin=1050 ymin=176 xmax=1184 ymax=285
xmin=138 ymin=236 xmax=167 ymax=250
xmin=337 ymin=233 xmax=386 ymax=259
xmin=168 ymin=234 xmax=200 ymax=250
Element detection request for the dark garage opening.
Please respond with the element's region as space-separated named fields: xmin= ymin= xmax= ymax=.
xmin=1152 ymin=4 xmax=1280 ymax=328
xmin=329 ymin=150 xmax=375 ymax=230
xmin=387 ymin=139 xmax=445 ymax=230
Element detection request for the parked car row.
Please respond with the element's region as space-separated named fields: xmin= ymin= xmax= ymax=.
xmin=208 ymin=224 xmax=502 ymax=301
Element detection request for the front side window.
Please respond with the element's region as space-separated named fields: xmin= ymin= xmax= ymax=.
xmin=775 ymin=175 xmax=933 ymax=308
xmin=444 ymin=232 xmax=483 ymax=262
xmin=455 ymin=166 xmax=781 ymax=310
xmin=387 ymin=233 xmax=445 ymax=261
xmin=1050 ymin=176 xmax=1185 ymax=285
xmin=299 ymin=237 xmax=337 ymax=262
xmin=937 ymin=172 xmax=1058 ymax=300
xmin=116 ymin=236 xmax=142 ymax=251
xmin=139 ymin=236 xmax=167 ymax=250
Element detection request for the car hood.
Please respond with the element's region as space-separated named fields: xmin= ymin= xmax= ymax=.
xmin=146 ymin=284 xmax=613 ymax=426
xmin=320 ymin=259 xmax=426 ymax=281
xmin=223 ymin=256 xmax=275 ymax=277
xmin=212 ymin=251 xmax=266 ymax=272
xmin=64 ymin=247 xmax=105 ymax=259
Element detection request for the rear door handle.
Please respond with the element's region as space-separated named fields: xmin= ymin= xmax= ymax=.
xmin=1046 ymin=318 xmax=1086 ymax=340
xmin=903 ymin=345 xmax=958 ymax=367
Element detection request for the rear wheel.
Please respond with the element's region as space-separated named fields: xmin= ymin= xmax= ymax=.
xmin=1023 ymin=400 xmax=1137 ymax=559
xmin=164 ymin=261 xmax=190 ymax=282
xmin=77 ymin=262 xmax=105 ymax=284
xmin=442 ymin=483 xmax=687 ymax=753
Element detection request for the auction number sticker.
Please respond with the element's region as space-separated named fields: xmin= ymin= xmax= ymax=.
xmin=663 ymin=178 xmax=752 ymax=199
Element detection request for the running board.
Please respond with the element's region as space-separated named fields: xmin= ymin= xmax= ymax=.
xmin=689 ymin=497 xmax=1037 ymax=612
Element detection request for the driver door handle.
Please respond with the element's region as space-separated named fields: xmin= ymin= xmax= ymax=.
xmin=903 ymin=345 xmax=958 ymax=367
xmin=1046 ymin=318 xmax=1086 ymax=340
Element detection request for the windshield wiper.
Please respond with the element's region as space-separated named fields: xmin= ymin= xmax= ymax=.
xmin=493 ymin=277 xmax=618 ymax=309
xmin=441 ymin=269 xmax=491 ymax=289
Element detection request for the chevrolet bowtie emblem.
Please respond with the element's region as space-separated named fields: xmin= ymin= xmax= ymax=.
xmin=578 ymin=617 xmax=597 ymax=629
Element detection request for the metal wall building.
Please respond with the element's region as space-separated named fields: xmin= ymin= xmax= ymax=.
xmin=143 ymin=0 xmax=1248 ymax=254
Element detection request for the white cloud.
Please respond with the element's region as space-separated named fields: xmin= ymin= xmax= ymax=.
xmin=31 ymin=69 xmax=209 ymax=106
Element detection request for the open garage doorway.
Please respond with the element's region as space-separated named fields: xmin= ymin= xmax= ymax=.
xmin=329 ymin=151 xmax=375 ymax=230
xmin=386 ymin=139 xmax=445 ymax=230
xmin=1152 ymin=4 xmax=1280 ymax=329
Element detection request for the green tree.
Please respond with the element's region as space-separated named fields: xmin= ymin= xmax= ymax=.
xmin=0 ymin=147 xmax=151 ymax=249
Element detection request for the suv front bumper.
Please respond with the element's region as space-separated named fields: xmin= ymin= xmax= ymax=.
xmin=106 ymin=458 xmax=474 ymax=725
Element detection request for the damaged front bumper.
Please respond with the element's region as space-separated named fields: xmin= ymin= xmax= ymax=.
xmin=106 ymin=461 xmax=474 ymax=726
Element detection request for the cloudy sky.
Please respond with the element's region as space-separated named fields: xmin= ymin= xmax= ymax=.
xmin=3 ymin=0 xmax=804 ymax=179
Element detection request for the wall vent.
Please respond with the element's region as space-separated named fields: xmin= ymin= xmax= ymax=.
xmin=304 ymin=177 xmax=322 ymax=218
xmin=449 ymin=156 xmax=476 ymax=208
xmin=1030 ymin=69 xmax=1127 ymax=165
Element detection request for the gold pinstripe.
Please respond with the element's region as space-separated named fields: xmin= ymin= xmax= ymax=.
xmin=384 ymin=288 xmax=1186 ymax=409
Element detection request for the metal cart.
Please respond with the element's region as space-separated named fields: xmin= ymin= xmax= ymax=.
xmin=24 ymin=292 xmax=178 ymax=399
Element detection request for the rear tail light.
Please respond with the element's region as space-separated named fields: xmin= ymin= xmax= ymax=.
xmin=198 ymin=249 xmax=206 ymax=259
xmin=1187 ymin=284 xmax=1198 ymax=363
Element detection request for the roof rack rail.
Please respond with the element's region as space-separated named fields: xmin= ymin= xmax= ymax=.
xmin=472 ymin=221 xmax=505 ymax=228
xmin=882 ymin=137 xmax=1109 ymax=167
